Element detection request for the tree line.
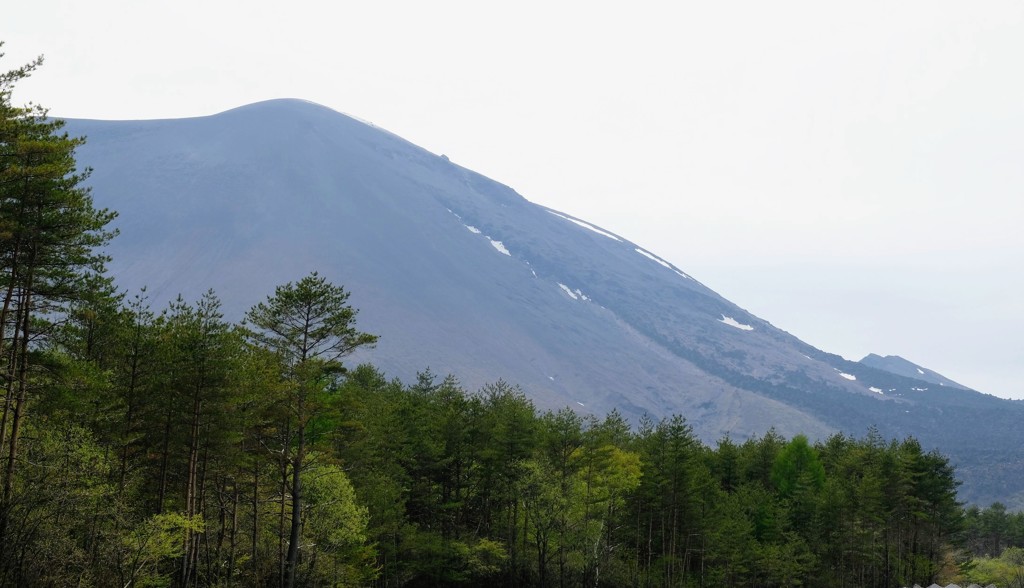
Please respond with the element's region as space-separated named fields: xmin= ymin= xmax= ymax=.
xmin=0 ymin=46 xmax=988 ymax=587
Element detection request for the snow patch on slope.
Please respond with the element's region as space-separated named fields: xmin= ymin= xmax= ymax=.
xmin=839 ymin=372 xmax=857 ymax=381
xmin=557 ymin=283 xmax=591 ymax=302
xmin=490 ymin=239 xmax=511 ymax=256
xmin=447 ymin=208 xmax=510 ymax=256
xmin=719 ymin=315 xmax=754 ymax=331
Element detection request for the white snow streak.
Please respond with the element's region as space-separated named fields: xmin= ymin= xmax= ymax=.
xmin=869 ymin=387 xmax=883 ymax=394
xmin=465 ymin=225 xmax=481 ymax=234
xmin=557 ymin=283 xmax=591 ymax=302
xmin=719 ymin=315 xmax=754 ymax=331
xmin=635 ymin=248 xmax=672 ymax=269
xmin=547 ymin=211 xmax=622 ymax=241
xmin=634 ymin=248 xmax=694 ymax=280
xmin=490 ymin=239 xmax=511 ymax=256
xmin=916 ymin=368 xmax=925 ymax=375
xmin=839 ymin=372 xmax=857 ymax=381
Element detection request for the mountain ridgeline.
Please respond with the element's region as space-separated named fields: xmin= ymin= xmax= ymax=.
xmin=66 ymin=99 xmax=1024 ymax=506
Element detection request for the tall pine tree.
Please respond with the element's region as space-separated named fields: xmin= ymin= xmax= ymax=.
xmin=0 ymin=46 xmax=117 ymax=569
xmin=244 ymin=272 xmax=376 ymax=588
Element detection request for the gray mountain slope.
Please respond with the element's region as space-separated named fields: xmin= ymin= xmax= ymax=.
xmin=65 ymin=99 xmax=1024 ymax=505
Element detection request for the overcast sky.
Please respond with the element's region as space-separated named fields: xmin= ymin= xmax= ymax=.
xmin=5 ymin=1 xmax=1023 ymax=399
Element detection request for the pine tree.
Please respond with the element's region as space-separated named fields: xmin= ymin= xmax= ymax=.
xmin=0 ymin=46 xmax=117 ymax=568
xmin=244 ymin=272 xmax=376 ymax=588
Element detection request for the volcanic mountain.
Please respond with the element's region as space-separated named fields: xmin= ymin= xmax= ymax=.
xmin=65 ymin=99 xmax=1024 ymax=506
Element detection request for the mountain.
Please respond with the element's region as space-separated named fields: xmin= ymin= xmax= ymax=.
xmin=860 ymin=354 xmax=971 ymax=390
xmin=64 ymin=99 xmax=1024 ymax=506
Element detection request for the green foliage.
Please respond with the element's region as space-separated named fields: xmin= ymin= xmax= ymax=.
xmin=771 ymin=434 xmax=825 ymax=497
xmin=1 ymin=288 xmax=973 ymax=588
xmin=0 ymin=421 xmax=121 ymax=585
xmin=301 ymin=460 xmax=373 ymax=587
xmin=122 ymin=513 xmax=205 ymax=588
xmin=958 ymin=546 xmax=1024 ymax=588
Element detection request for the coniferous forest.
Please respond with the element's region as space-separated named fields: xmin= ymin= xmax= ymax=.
xmin=3 ymin=48 xmax=1023 ymax=588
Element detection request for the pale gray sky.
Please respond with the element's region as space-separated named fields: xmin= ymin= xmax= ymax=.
xmin=6 ymin=1 xmax=1023 ymax=398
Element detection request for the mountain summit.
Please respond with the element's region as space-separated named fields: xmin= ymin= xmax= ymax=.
xmin=65 ymin=99 xmax=1024 ymax=506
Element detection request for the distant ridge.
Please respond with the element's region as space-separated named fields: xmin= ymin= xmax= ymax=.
xmin=860 ymin=354 xmax=971 ymax=390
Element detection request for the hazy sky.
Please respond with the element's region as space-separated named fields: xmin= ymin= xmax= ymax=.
xmin=6 ymin=1 xmax=1024 ymax=398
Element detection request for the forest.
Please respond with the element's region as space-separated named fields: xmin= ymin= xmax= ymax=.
xmin=2 ymin=47 xmax=1023 ymax=588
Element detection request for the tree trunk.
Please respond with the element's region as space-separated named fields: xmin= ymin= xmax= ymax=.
xmin=284 ymin=418 xmax=304 ymax=588
xmin=278 ymin=423 xmax=289 ymax=588
xmin=180 ymin=389 xmax=202 ymax=586
xmin=157 ymin=397 xmax=174 ymax=514
xmin=0 ymin=287 xmax=23 ymax=488
xmin=0 ymin=198 xmax=25 ymax=400
xmin=0 ymin=259 xmax=20 ymax=450
xmin=227 ymin=479 xmax=239 ymax=584
xmin=118 ymin=335 xmax=142 ymax=494
xmin=0 ymin=284 xmax=31 ymax=551
xmin=251 ymin=455 xmax=259 ymax=578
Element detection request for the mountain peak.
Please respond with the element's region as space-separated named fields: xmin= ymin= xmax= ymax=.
xmin=218 ymin=98 xmax=354 ymax=121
